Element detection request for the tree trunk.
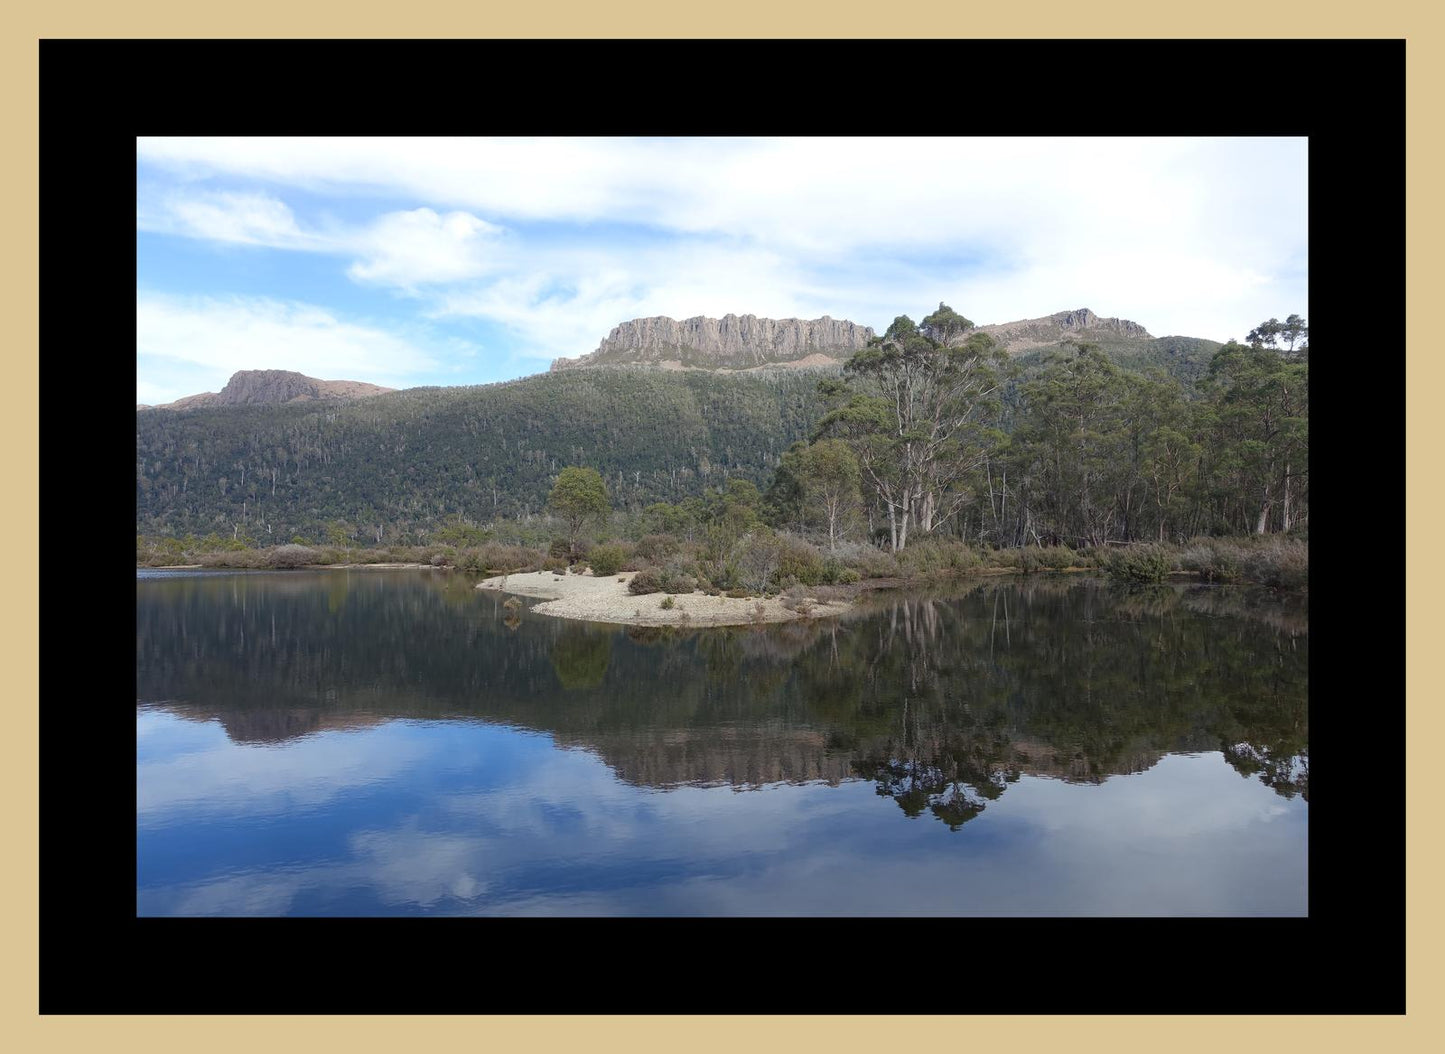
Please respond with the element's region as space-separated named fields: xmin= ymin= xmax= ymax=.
xmin=1282 ymin=460 xmax=1292 ymax=532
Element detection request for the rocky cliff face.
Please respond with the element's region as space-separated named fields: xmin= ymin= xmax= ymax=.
xmin=140 ymin=370 xmax=395 ymax=410
xmin=551 ymin=314 xmax=875 ymax=371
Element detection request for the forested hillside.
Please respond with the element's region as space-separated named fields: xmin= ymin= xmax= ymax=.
xmin=133 ymin=304 xmax=1283 ymax=552
xmin=135 ymin=367 xmax=831 ymax=543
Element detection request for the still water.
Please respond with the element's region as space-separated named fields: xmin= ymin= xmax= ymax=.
xmin=136 ymin=569 xmax=1307 ymax=916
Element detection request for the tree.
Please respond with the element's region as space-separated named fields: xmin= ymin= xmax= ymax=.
xmin=1247 ymin=313 xmax=1308 ymax=357
xmin=548 ymin=466 xmax=610 ymax=549
xmin=1205 ymin=337 xmax=1308 ymax=534
xmin=794 ymin=439 xmax=862 ymax=550
xmin=817 ymin=311 xmax=1007 ymax=550
xmin=920 ymin=302 xmax=974 ymax=346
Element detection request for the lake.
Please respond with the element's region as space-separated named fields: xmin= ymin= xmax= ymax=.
xmin=136 ymin=568 xmax=1307 ymax=916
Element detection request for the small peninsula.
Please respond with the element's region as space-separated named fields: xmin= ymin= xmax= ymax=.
xmin=478 ymin=570 xmax=850 ymax=627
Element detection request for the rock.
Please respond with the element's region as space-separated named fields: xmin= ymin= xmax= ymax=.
xmin=141 ymin=370 xmax=395 ymax=411
xmin=551 ymin=314 xmax=875 ymax=371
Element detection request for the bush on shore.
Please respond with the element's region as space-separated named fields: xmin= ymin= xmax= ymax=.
xmin=1101 ymin=544 xmax=1174 ymax=583
xmin=137 ymin=524 xmax=1304 ymax=591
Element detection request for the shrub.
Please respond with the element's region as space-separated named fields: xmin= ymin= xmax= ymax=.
xmin=628 ymin=570 xmax=662 ymax=595
xmin=587 ymin=543 xmax=628 ymax=576
xmin=1243 ymin=538 xmax=1308 ymax=590
xmin=896 ymin=538 xmax=981 ymax=577
xmin=836 ymin=567 xmax=862 ymax=585
xmin=268 ymin=543 xmax=318 ymax=569
xmin=775 ymin=534 xmax=826 ymax=587
xmin=1179 ymin=539 xmax=1242 ymax=582
xmin=634 ymin=533 xmax=680 ymax=562
xmin=1102 ymin=544 xmax=1173 ymax=583
xmin=659 ymin=595 xmax=676 ymax=610
xmin=834 ymin=541 xmax=899 ymax=579
xmin=656 ymin=567 xmax=697 ymax=593
xmin=1032 ymin=545 xmax=1079 ymax=571
xmin=542 ymin=556 xmax=568 ymax=573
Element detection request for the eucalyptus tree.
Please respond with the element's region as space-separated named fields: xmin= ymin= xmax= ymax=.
xmin=548 ymin=466 xmax=611 ymax=549
xmin=793 ymin=438 xmax=862 ymax=550
xmin=815 ymin=311 xmax=1008 ymax=551
xmin=1204 ymin=336 xmax=1308 ymax=534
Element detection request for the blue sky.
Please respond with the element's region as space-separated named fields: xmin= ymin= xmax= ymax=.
xmin=136 ymin=137 xmax=1308 ymax=406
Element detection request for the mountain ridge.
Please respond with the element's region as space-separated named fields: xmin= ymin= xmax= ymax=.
xmin=138 ymin=369 xmax=395 ymax=411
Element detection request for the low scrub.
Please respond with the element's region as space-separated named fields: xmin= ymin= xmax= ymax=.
xmin=626 ymin=568 xmax=695 ymax=595
xmin=895 ymin=538 xmax=982 ymax=577
xmin=832 ymin=541 xmax=900 ymax=579
xmin=774 ymin=533 xmax=827 ymax=587
xmin=1031 ymin=545 xmax=1080 ymax=571
xmin=587 ymin=543 xmax=630 ymax=577
xmin=1242 ymin=538 xmax=1308 ymax=590
xmin=1178 ymin=539 xmax=1243 ymax=582
xmin=633 ymin=533 xmax=680 ymax=562
xmin=268 ymin=543 xmax=319 ymax=569
xmin=1101 ymin=544 xmax=1174 ymax=583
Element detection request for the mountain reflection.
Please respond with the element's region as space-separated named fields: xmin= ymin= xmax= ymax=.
xmin=137 ymin=571 xmax=1308 ymax=828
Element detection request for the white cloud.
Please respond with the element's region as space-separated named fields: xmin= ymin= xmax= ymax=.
xmin=136 ymin=137 xmax=1308 ymax=364
xmin=140 ymin=188 xmax=507 ymax=290
xmin=135 ymin=293 xmax=443 ymax=403
xmin=159 ymin=190 xmax=321 ymax=249
xmin=346 ymin=207 xmax=505 ymax=288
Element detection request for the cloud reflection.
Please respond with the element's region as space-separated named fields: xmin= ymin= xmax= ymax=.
xmin=138 ymin=713 xmax=1306 ymax=916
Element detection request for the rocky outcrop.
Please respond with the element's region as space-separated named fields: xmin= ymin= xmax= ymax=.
xmin=140 ymin=370 xmax=395 ymax=411
xmin=552 ymin=314 xmax=875 ymax=371
xmin=976 ymin=308 xmax=1153 ymax=352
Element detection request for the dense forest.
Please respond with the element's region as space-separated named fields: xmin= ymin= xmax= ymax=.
xmin=135 ymin=306 xmax=1305 ymax=559
xmin=135 ymin=368 xmax=829 ymax=544
xmin=771 ymin=307 xmax=1306 ymax=550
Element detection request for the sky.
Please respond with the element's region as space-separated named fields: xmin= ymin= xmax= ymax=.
xmin=135 ymin=136 xmax=1308 ymax=406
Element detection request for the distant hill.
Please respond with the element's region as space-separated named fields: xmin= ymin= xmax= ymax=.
xmin=138 ymin=369 xmax=395 ymax=411
xmin=135 ymin=308 xmax=1228 ymax=540
xmin=135 ymin=367 xmax=831 ymax=542
xmin=971 ymin=307 xmax=1153 ymax=350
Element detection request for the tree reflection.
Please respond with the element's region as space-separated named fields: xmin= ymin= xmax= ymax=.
xmin=137 ymin=573 xmax=1309 ymax=821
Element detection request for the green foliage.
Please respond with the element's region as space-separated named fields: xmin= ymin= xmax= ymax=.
xmin=587 ymin=543 xmax=628 ymax=577
xmin=634 ymin=533 xmax=679 ymax=562
xmin=1031 ymin=545 xmax=1080 ymax=571
xmin=894 ymin=538 xmax=982 ymax=576
xmin=136 ymin=366 xmax=831 ymax=543
xmin=659 ymin=595 xmax=676 ymax=610
xmin=1101 ymin=545 xmax=1174 ymax=583
xmin=774 ymin=533 xmax=827 ymax=587
xmin=1178 ymin=539 xmax=1243 ymax=582
xmin=549 ymin=466 xmax=610 ymax=545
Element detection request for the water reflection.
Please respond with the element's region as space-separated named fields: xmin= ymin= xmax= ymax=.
xmin=136 ymin=570 xmax=1307 ymax=915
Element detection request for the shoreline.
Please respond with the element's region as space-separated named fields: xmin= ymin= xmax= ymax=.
xmin=478 ymin=570 xmax=851 ymax=628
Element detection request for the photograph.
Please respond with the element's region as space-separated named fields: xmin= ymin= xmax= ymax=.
xmin=133 ymin=135 xmax=1312 ymax=919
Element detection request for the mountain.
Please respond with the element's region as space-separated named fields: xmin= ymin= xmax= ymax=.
xmin=551 ymin=314 xmax=875 ymax=372
xmin=970 ymin=307 xmax=1153 ymax=350
xmin=548 ymin=308 xmax=1219 ymax=388
xmin=956 ymin=308 xmax=1221 ymax=389
xmin=135 ymin=307 xmax=1228 ymax=541
xmin=138 ymin=369 xmax=395 ymax=411
xmin=135 ymin=367 xmax=831 ymax=541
